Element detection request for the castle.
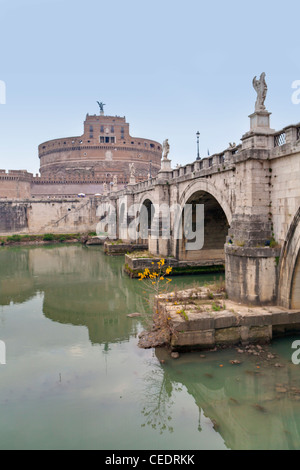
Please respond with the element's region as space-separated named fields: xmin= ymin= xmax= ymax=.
xmin=0 ymin=111 xmax=162 ymax=199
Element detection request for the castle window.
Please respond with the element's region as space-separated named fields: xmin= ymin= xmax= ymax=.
xmin=89 ymin=134 xmax=93 ymax=138
xmin=111 ymin=126 xmax=114 ymax=133
xmin=150 ymin=144 xmax=154 ymax=148
xmin=89 ymin=126 xmax=93 ymax=132
xmin=100 ymin=126 xmax=104 ymax=133
xmin=110 ymin=137 xmax=116 ymax=143
xmin=105 ymin=137 xmax=110 ymax=143
xmin=131 ymin=141 xmax=134 ymax=144
xmin=100 ymin=137 xmax=105 ymax=143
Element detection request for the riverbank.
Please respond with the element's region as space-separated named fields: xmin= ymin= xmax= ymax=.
xmin=0 ymin=233 xmax=107 ymax=246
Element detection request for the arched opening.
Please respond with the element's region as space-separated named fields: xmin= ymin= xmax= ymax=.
xmin=177 ymin=190 xmax=230 ymax=262
xmin=291 ymin=251 xmax=300 ymax=309
xmin=136 ymin=198 xmax=155 ymax=245
xmin=278 ymin=208 xmax=300 ymax=308
xmin=142 ymin=198 xmax=155 ymax=231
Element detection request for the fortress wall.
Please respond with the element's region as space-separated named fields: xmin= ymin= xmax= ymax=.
xmin=0 ymin=199 xmax=100 ymax=235
xmin=0 ymin=172 xmax=32 ymax=199
xmin=31 ymin=182 xmax=105 ymax=197
xmin=38 ymin=114 xmax=162 ymax=182
xmin=0 ymin=202 xmax=28 ymax=233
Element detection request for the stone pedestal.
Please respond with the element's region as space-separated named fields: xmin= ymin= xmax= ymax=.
xmin=249 ymin=110 xmax=272 ymax=133
xmin=241 ymin=110 xmax=275 ymax=150
xmin=160 ymin=159 xmax=172 ymax=171
xmin=128 ymin=176 xmax=136 ymax=185
xmin=158 ymin=159 xmax=173 ymax=179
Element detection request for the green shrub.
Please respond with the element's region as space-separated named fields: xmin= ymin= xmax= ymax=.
xmin=43 ymin=234 xmax=55 ymax=241
xmin=7 ymin=234 xmax=22 ymax=242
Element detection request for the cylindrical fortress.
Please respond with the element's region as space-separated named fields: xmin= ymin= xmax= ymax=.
xmin=38 ymin=114 xmax=162 ymax=185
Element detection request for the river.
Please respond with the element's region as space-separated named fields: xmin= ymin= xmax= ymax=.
xmin=0 ymin=244 xmax=299 ymax=450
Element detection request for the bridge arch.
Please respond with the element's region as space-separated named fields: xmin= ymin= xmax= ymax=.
xmin=278 ymin=207 xmax=300 ymax=308
xmin=175 ymin=179 xmax=232 ymax=262
xmin=134 ymin=194 xmax=156 ymax=243
xmin=178 ymin=179 xmax=233 ymax=224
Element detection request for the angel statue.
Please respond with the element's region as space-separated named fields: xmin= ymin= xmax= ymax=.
xmin=129 ymin=162 xmax=136 ymax=177
xmin=97 ymin=101 xmax=106 ymax=113
xmin=252 ymin=73 xmax=268 ymax=112
xmin=162 ymin=139 xmax=170 ymax=160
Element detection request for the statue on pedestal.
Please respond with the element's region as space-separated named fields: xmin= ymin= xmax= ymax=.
xmin=252 ymin=73 xmax=267 ymax=112
xmin=129 ymin=163 xmax=136 ymax=177
xmin=162 ymin=139 xmax=170 ymax=160
xmin=97 ymin=101 xmax=106 ymax=114
xmin=128 ymin=163 xmax=136 ymax=184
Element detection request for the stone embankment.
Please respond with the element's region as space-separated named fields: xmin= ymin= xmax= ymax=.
xmin=138 ymin=286 xmax=300 ymax=352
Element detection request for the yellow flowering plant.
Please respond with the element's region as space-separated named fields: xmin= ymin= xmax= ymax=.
xmin=137 ymin=259 xmax=177 ymax=345
xmin=138 ymin=259 xmax=173 ymax=310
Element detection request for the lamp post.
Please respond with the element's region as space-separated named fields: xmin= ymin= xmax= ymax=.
xmin=196 ymin=131 xmax=201 ymax=160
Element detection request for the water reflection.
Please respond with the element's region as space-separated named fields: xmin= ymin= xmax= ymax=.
xmin=0 ymin=245 xmax=146 ymax=345
xmin=0 ymin=245 xmax=220 ymax=348
xmin=4 ymin=245 xmax=299 ymax=449
xmin=142 ymin=347 xmax=300 ymax=449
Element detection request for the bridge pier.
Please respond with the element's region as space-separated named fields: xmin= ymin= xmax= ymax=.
xmin=224 ymin=111 xmax=279 ymax=305
xmin=225 ymin=245 xmax=280 ymax=305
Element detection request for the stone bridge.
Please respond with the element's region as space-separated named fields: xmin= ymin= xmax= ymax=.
xmin=106 ymin=93 xmax=300 ymax=309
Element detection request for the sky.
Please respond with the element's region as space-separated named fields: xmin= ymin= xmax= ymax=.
xmin=0 ymin=0 xmax=300 ymax=174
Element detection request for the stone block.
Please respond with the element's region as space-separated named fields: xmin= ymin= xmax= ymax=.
xmin=170 ymin=310 xmax=215 ymax=332
xmin=171 ymin=329 xmax=215 ymax=349
xmin=213 ymin=310 xmax=239 ymax=329
xmin=215 ymin=327 xmax=241 ymax=344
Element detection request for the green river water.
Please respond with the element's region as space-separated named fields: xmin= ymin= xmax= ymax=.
xmin=0 ymin=244 xmax=300 ymax=450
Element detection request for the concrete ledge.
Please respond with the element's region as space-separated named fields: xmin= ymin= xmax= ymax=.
xmin=124 ymin=253 xmax=225 ymax=278
xmin=225 ymin=245 xmax=281 ymax=258
xmin=154 ymin=288 xmax=300 ymax=352
xmin=104 ymin=242 xmax=148 ymax=256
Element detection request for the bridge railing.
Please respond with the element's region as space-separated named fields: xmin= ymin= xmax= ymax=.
xmin=274 ymin=131 xmax=286 ymax=147
xmin=276 ymin=123 xmax=300 ymax=147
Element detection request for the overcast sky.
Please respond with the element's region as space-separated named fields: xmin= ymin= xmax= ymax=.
xmin=0 ymin=0 xmax=300 ymax=174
